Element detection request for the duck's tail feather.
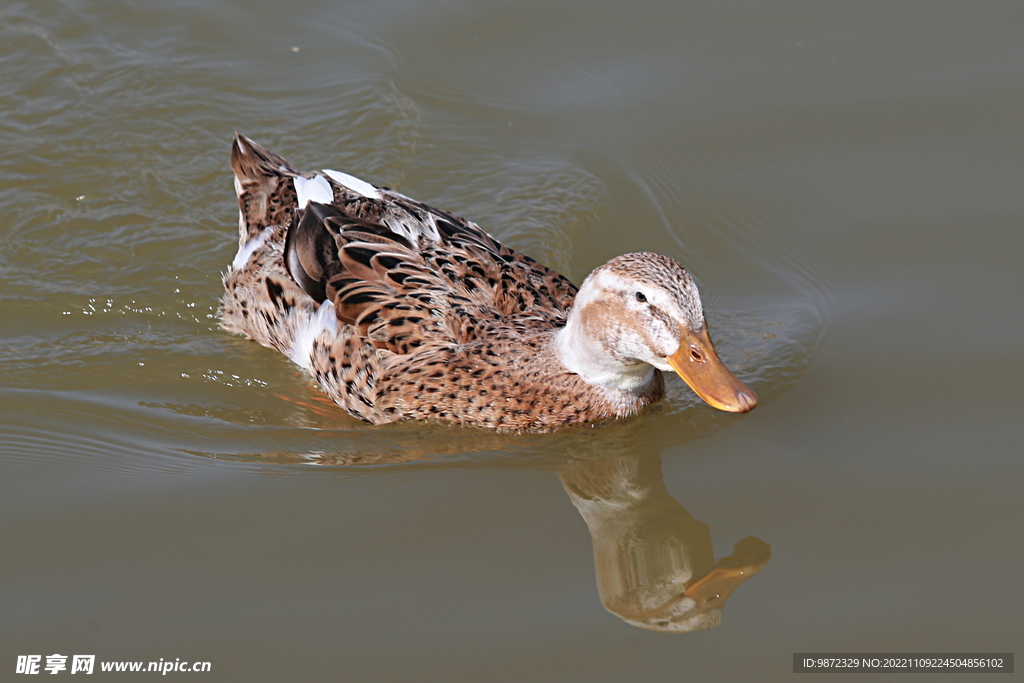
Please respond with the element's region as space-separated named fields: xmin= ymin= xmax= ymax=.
xmin=231 ymin=133 xmax=301 ymax=243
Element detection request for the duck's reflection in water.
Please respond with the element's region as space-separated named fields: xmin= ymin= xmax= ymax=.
xmin=559 ymin=453 xmax=770 ymax=632
xmin=201 ymin=415 xmax=770 ymax=632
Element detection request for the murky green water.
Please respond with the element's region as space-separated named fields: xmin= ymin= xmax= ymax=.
xmin=2 ymin=0 xmax=1021 ymax=680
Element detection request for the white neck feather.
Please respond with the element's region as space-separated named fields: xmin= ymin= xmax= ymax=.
xmin=555 ymin=313 xmax=655 ymax=393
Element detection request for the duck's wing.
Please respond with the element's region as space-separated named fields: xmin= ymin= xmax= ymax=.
xmin=285 ymin=196 xmax=577 ymax=353
xmin=374 ymin=190 xmax=579 ymax=320
xmin=230 ymin=132 xmax=577 ymax=352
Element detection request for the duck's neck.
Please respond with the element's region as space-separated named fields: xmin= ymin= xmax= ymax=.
xmin=555 ymin=309 xmax=656 ymax=394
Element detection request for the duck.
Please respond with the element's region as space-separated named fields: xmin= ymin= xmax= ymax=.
xmin=220 ymin=133 xmax=756 ymax=432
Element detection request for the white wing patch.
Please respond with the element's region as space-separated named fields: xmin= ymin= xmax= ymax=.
xmin=288 ymin=300 xmax=339 ymax=371
xmin=322 ymin=169 xmax=379 ymax=199
xmin=293 ymin=174 xmax=334 ymax=207
xmin=384 ymin=213 xmax=441 ymax=246
xmin=230 ymin=226 xmax=273 ymax=271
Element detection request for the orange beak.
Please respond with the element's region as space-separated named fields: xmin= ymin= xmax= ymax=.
xmin=666 ymin=326 xmax=757 ymax=413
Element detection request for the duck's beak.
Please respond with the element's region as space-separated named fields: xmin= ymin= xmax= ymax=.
xmin=667 ymin=326 xmax=757 ymax=412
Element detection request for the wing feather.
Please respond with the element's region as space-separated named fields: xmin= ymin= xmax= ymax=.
xmin=282 ymin=183 xmax=578 ymax=356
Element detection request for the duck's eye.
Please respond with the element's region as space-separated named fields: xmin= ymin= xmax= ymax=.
xmin=634 ymin=291 xmax=647 ymax=303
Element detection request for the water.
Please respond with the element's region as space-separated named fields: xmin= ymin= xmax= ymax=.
xmin=2 ymin=0 xmax=1021 ymax=680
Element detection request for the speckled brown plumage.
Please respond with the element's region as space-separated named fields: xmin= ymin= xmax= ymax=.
xmin=220 ymin=134 xmax=750 ymax=431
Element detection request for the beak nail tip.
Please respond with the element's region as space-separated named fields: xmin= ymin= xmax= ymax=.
xmin=738 ymin=390 xmax=757 ymax=412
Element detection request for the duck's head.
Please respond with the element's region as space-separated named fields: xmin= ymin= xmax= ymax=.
xmin=557 ymin=252 xmax=756 ymax=412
